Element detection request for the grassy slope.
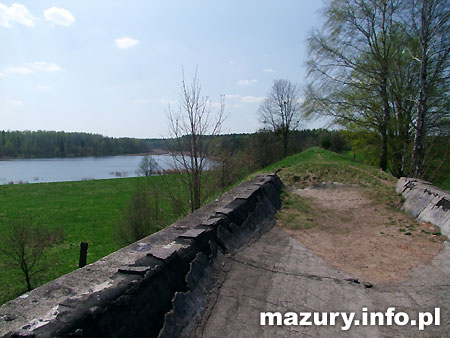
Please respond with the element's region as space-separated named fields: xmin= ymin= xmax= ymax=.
xmin=0 ymin=175 xmax=179 ymax=305
xmin=259 ymin=147 xmax=408 ymax=236
xmin=0 ymin=147 xmax=415 ymax=305
xmin=342 ymin=150 xmax=450 ymax=191
xmin=264 ymin=147 xmax=395 ymax=187
xmin=261 ymin=147 xmax=400 ymax=209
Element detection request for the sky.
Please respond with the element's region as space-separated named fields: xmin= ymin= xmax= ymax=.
xmin=0 ymin=0 xmax=325 ymax=139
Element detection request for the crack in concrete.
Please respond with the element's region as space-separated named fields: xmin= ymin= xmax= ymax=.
xmin=376 ymin=284 xmax=450 ymax=290
xmin=220 ymin=289 xmax=284 ymax=309
xmin=229 ymin=256 xmax=360 ymax=286
xmin=197 ymin=260 xmax=232 ymax=338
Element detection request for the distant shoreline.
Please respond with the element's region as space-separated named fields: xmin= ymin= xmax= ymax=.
xmin=0 ymin=149 xmax=171 ymax=161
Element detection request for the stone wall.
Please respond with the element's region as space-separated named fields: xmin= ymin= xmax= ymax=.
xmin=0 ymin=174 xmax=283 ymax=338
xmin=396 ymin=177 xmax=450 ymax=237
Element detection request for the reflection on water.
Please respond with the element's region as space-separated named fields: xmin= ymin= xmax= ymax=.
xmin=0 ymin=154 xmax=179 ymax=185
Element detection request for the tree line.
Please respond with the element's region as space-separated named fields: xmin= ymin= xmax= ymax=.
xmin=0 ymin=129 xmax=340 ymax=161
xmin=0 ymin=130 xmax=165 ymax=158
xmin=303 ymin=0 xmax=449 ymax=181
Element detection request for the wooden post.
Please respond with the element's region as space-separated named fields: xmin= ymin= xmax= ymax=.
xmin=79 ymin=242 xmax=88 ymax=268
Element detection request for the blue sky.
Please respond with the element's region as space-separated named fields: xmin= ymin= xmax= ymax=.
xmin=0 ymin=1 xmax=324 ymax=138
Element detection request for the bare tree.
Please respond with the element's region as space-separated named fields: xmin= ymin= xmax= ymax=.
xmin=0 ymin=216 xmax=64 ymax=291
xmin=258 ymin=79 xmax=302 ymax=158
xmin=165 ymin=70 xmax=226 ymax=213
xmin=136 ymin=155 xmax=160 ymax=177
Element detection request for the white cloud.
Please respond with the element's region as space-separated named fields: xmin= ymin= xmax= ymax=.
xmin=240 ymin=96 xmax=266 ymax=103
xmin=205 ymin=100 xmax=224 ymax=109
xmin=36 ymin=84 xmax=52 ymax=90
xmin=160 ymin=98 xmax=176 ymax=105
xmin=159 ymin=97 xmax=177 ymax=106
xmin=27 ymin=61 xmax=62 ymax=72
xmin=263 ymin=68 xmax=275 ymax=73
xmin=0 ymin=71 xmax=4 ymax=77
xmin=224 ymin=94 xmax=242 ymax=100
xmin=236 ymin=79 xmax=257 ymax=86
xmin=115 ymin=37 xmax=140 ymax=49
xmin=0 ymin=3 xmax=35 ymax=28
xmin=44 ymin=7 xmax=75 ymax=26
xmin=4 ymin=62 xmax=62 ymax=75
xmin=225 ymin=94 xmax=266 ymax=104
xmin=132 ymin=99 xmax=150 ymax=104
xmin=7 ymin=99 xmax=24 ymax=107
xmin=5 ymin=66 xmax=33 ymax=74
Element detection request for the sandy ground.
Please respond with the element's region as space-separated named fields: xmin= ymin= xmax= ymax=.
xmin=196 ymin=180 xmax=449 ymax=337
xmin=197 ymin=222 xmax=450 ymax=337
xmin=284 ymin=185 xmax=445 ymax=284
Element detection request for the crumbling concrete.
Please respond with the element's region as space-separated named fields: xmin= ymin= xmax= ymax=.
xmin=195 ymin=223 xmax=450 ymax=337
xmin=0 ymin=174 xmax=283 ymax=338
xmin=397 ymin=178 xmax=450 ymax=237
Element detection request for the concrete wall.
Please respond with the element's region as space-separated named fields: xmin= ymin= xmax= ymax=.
xmin=0 ymin=174 xmax=283 ymax=338
xmin=396 ymin=177 xmax=450 ymax=237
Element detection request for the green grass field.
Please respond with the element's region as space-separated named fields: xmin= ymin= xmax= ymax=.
xmin=0 ymin=175 xmax=180 ymax=305
xmin=0 ymin=147 xmax=443 ymax=305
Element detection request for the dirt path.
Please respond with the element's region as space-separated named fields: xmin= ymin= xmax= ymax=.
xmin=197 ymin=220 xmax=450 ymax=337
xmin=283 ymin=185 xmax=445 ymax=284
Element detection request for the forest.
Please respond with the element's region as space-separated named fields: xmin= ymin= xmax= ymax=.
xmin=0 ymin=130 xmax=165 ymax=158
xmin=0 ymin=129 xmax=342 ymax=160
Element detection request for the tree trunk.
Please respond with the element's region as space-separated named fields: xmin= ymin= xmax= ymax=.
xmin=379 ymin=75 xmax=390 ymax=172
xmin=282 ymin=134 xmax=288 ymax=158
xmin=412 ymin=100 xmax=426 ymax=177
xmin=412 ymin=23 xmax=428 ymax=178
xmin=24 ymin=268 xmax=32 ymax=291
xmin=379 ymin=126 xmax=388 ymax=172
xmin=193 ymin=170 xmax=201 ymax=211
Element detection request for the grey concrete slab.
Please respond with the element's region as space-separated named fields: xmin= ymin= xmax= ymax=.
xmin=196 ymin=226 xmax=449 ymax=337
xmin=118 ymin=266 xmax=154 ymax=276
xmin=398 ymin=178 xmax=450 ymax=236
xmin=178 ymin=227 xmax=208 ymax=239
xmin=147 ymin=241 xmax=189 ymax=260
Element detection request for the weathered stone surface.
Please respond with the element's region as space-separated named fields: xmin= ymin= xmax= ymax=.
xmin=117 ymin=266 xmax=154 ymax=276
xmin=178 ymin=227 xmax=208 ymax=239
xmin=147 ymin=241 xmax=190 ymax=261
xmin=0 ymin=173 xmax=283 ymax=338
xmin=397 ymin=177 xmax=450 ymax=236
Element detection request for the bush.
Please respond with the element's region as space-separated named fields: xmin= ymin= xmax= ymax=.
xmin=0 ymin=216 xmax=64 ymax=291
xmin=115 ymin=186 xmax=165 ymax=244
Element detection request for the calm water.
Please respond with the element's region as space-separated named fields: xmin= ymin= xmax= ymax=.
xmin=0 ymin=155 xmax=178 ymax=185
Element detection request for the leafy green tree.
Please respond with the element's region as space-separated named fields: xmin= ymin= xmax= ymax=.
xmin=406 ymin=0 xmax=450 ymax=177
xmin=305 ymin=0 xmax=402 ymax=171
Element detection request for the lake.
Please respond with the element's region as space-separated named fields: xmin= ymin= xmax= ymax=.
xmin=0 ymin=155 xmax=178 ymax=185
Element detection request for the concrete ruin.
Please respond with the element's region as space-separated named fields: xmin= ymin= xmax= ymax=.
xmin=396 ymin=177 xmax=450 ymax=237
xmin=0 ymin=174 xmax=283 ymax=338
xmin=2 ymin=174 xmax=449 ymax=337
